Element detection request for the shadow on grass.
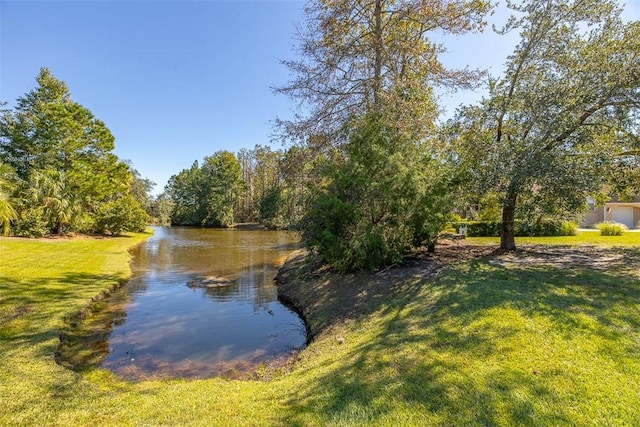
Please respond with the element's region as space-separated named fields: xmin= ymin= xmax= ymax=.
xmin=281 ymin=248 xmax=640 ymax=425
xmin=0 ymin=272 xmax=125 ymax=352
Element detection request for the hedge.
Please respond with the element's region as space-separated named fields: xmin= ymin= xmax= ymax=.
xmin=451 ymin=220 xmax=577 ymax=237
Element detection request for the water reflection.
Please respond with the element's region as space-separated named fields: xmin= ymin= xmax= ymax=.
xmin=61 ymin=226 xmax=306 ymax=380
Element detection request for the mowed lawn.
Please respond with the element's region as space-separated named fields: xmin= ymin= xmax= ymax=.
xmin=1 ymin=231 xmax=639 ymax=426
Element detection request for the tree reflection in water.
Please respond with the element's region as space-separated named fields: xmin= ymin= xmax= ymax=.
xmin=57 ymin=226 xmax=306 ymax=380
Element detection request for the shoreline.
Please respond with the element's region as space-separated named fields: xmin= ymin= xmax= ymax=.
xmin=274 ymin=243 xmax=496 ymax=344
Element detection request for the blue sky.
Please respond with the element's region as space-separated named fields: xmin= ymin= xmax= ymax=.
xmin=2 ymin=0 xmax=638 ymax=194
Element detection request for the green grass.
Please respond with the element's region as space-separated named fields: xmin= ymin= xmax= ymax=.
xmin=2 ymin=233 xmax=640 ymax=425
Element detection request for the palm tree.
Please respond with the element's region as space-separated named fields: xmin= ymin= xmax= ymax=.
xmin=27 ymin=169 xmax=80 ymax=234
xmin=0 ymin=163 xmax=17 ymax=236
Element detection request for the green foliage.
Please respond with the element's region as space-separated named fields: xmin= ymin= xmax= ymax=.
xmin=0 ymin=162 xmax=17 ymax=236
xmin=275 ymin=0 xmax=491 ymax=141
xmin=94 ymin=195 xmax=150 ymax=235
xmin=149 ymin=192 xmax=174 ymax=225
xmin=453 ymin=220 xmax=578 ymax=237
xmin=165 ymin=161 xmax=203 ymax=225
xmin=11 ymin=206 xmax=50 ymax=237
xmin=452 ymin=221 xmax=501 ymax=237
xmin=25 ymin=168 xmax=81 ymax=234
xmin=201 ymin=151 xmax=244 ymax=227
xmin=596 ymin=222 xmax=628 ymax=236
xmin=476 ymin=193 xmax=502 ymax=222
xmin=452 ymin=0 xmax=640 ymax=250
xmin=559 ymin=221 xmax=579 ymax=236
xmin=303 ymin=116 xmax=453 ymax=271
xmin=516 ymin=220 xmax=578 ymax=237
xmin=0 ymin=68 xmax=152 ymax=236
xmin=128 ymin=166 xmax=155 ymax=215
xmin=235 ymin=144 xmax=321 ymax=228
xmin=166 ymin=151 xmax=244 ymax=227
xmin=260 ymin=186 xmax=284 ymax=228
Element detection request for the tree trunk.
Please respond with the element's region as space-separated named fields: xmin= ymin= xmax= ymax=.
xmin=500 ymin=193 xmax=517 ymax=251
xmin=372 ymin=0 xmax=383 ymax=108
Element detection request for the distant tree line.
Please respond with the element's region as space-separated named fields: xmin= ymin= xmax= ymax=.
xmin=163 ymin=143 xmax=325 ymax=229
xmin=0 ymin=68 xmax=150 ymax=237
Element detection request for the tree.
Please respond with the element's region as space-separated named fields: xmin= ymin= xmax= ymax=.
xmin=150 ymin=192 xmax=174 ymax=225
xmin=303 ymin=114 xmax=455 ymax=271
xmin=275 ymin=0 xmax=492 ymax=269
xmin=25 ymin=168 xmax=80 ymax=235
xmin=127 ymin=165 xmax=155 ymax=215
xmin=200 ymin=151 xmax=244 ymax=227
xmin=0 ymin=162 xmax=17 ymax=236
xmin=0 ymin=68 xmax=149 ymax=236
xmin=453 ymin=0 xmax=640 ymax=250
xmin=0 ymin=68 xmax=119 ymax=182
xmin=275 ymin=0 xmax=491 ymax=142
xmin=165 ymin=151 xmax=245 ymax=227
xmin=236 ymin=148 xmax=258 ymax=222
xmin=94 ymin=194 xmax=150 ymax=235
xmin=165 ymin=161 xmax=204 ymax=226
xmin=235 ymin=144 xmax=319 ymax=227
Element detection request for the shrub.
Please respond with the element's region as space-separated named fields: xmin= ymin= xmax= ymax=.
xmin=301 ymin=115 xmax=453 ymax=272
xmin=12 ymin=206 xmax=50 ymax=237
xmin=559 ymin=221 xmax=578 ymax=236
xmin=596 ymin=222 xmax=627 ymax=236
xmin=94 ymin=195 xmax=150 ymax=235
xmin=451 ymin=221 xmax=501 ymax=237
xmin=515 ymin=220 xmax=577 ymax=237
xmin=451 ymin=220 xmax=578 ymax=237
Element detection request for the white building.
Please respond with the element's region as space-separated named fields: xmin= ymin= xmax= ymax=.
xmin=582 ymin=196 xmax=640 ymax=229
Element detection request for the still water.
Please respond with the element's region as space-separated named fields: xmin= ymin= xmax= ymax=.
xmin=99 ymin=226 xmax=306 ymax=379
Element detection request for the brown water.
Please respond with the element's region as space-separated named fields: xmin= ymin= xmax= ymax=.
xmin=96 ymin=226 xmax=306 ymax=379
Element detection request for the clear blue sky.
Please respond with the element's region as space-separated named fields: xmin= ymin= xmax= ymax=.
xmin=1 ymin=0 xmax=638 ymax=195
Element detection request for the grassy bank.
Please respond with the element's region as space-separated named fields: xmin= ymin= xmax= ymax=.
xmin=1 ymin=235 xmax=639 ymax=425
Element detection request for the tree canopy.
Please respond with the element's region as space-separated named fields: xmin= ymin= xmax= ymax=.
xmin=0 ymin=68 xmax=150 ymax=236
xmin=452 ymin=0 xmax=640 ymax=250
xmin=165 ymin=151 xmax=244 ymax=227
xmin=275 ymin=0 xmax=492 ymax=142
xmin=272 ymin=0 xmax=493 ymax=270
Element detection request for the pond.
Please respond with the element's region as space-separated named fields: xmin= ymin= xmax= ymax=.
xmin=59 ymin=226 xmax=307 ymax=380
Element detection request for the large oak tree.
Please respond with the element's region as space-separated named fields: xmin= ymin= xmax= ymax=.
xmin=453 ymin=0 xmax=640 ymax=250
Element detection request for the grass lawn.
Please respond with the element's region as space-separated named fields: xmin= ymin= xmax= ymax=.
xmin=1 ymin=233 xmax=639 ymax=425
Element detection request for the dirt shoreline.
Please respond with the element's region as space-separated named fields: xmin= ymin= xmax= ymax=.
xmin=275 ymin=241 xmax=496 ymax=341
xmin=275 ymin=241 xmax=640 ymax=344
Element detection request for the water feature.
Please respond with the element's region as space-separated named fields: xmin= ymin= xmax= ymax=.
xmin=60 ymin=226 xmax=307 ymax=380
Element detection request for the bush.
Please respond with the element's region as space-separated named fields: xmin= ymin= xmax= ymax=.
xmin=451 ymin=221 xmax=501 ymax=237
xmin=94 ymin=195 xmax=150 ymax=235
xmin=451 ymin=220 xmax=578 ymax=237
xmin=69 ymin=212 xmax=96 ymax=235
xmin=515 ymin=220 xmax=577 ymax=237
xmin=559 ymin=221 xmax=578 ymax=236
xmin=12 ymin=206 xmax=50 ymax=237
xmin=596 ymin=222 xmax=627 ymax=236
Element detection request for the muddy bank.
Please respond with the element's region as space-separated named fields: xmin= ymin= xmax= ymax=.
xmin=275 ymin=242 xmax=495 ymax=340
xmin=276 ymin=242 xmax=640 ymax=344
